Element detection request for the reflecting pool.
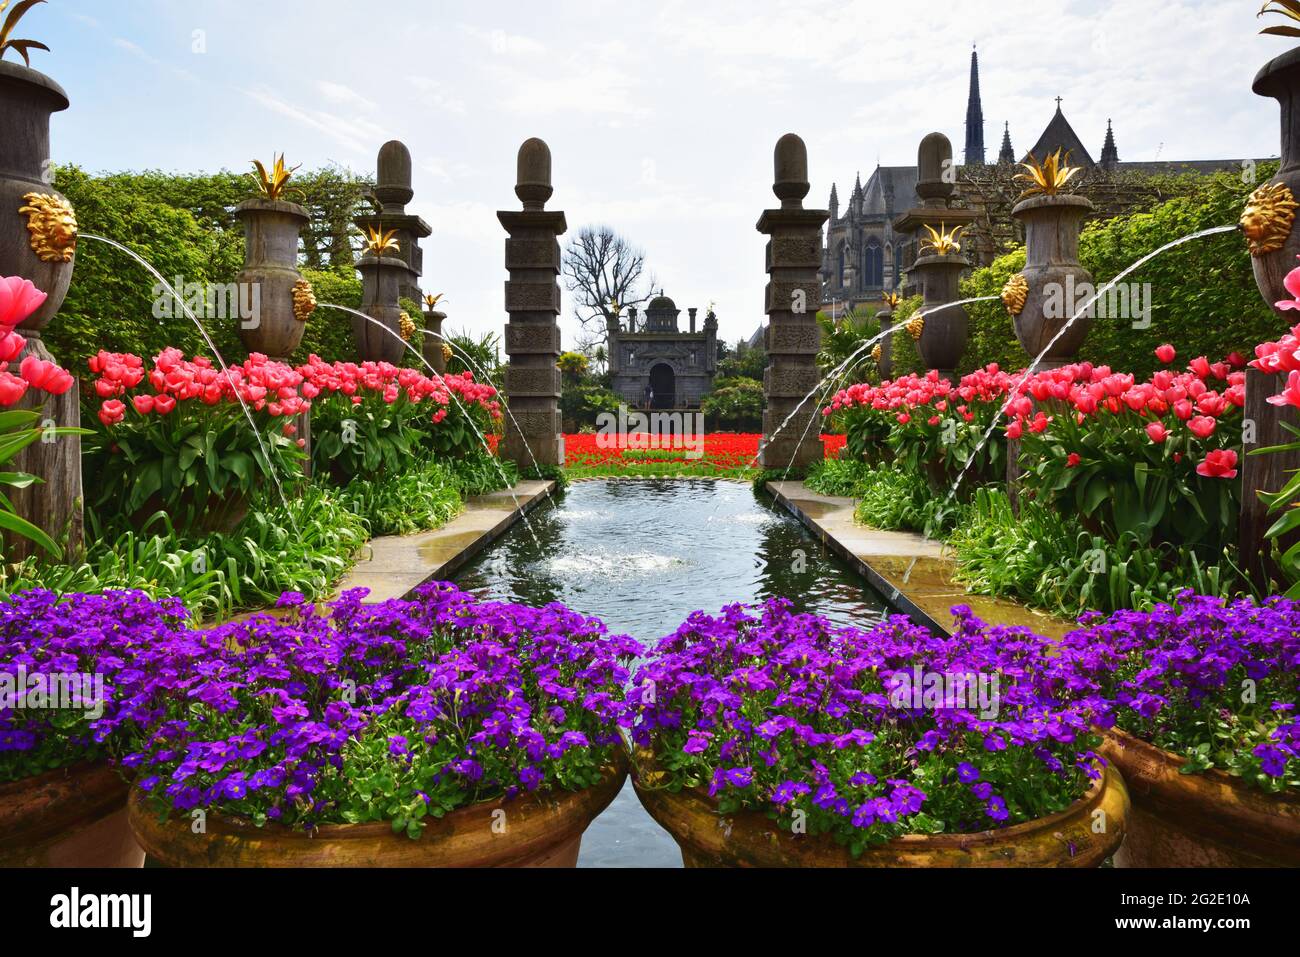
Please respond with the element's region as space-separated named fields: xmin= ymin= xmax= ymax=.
xmin=453 ymin=478 xmax=891 ymax=867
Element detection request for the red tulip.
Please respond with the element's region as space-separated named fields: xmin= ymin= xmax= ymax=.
xmin=1155 ymin=344 xmax=1176 ymax=364
xmin=1187 ymin=416 xmax=1217 ymax=439
xmin=1146 ymin=422 xmax=1169 ymax=444
xmin=133 ymin=395 xmax=155 ymax=414
xmin=0 ymin=371 xmax=28 ymax=407
xmin=1269 ymin=370 xmax=1300 ymax=410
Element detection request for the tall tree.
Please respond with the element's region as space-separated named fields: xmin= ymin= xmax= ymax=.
xmin=561 ymin=226 xmax=655 ymax=344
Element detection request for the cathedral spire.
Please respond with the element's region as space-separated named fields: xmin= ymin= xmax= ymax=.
xmin=1100 ymin=119 xmax=1119 ymax=171
xmin=829 ymin=182 xmax=839 ymax=220
xmin=965 ymin=44 xmax=986 ymax=167
xmin=998 ymin=121 xmax=1015 ymax=165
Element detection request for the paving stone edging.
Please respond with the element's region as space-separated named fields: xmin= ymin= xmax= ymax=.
xmin=339 ymin=479 xmax=557 ymax=604
xmin=765 ymin=480 xmax=1075 ymax=640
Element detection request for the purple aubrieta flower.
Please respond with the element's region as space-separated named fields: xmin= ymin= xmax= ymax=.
xmin=957 ymin=762 xmax=980 ymax=783
xmin=0 ymin=583 xmax=640 ymax=833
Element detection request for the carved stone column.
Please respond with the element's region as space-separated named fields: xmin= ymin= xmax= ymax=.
xmin=499 ymin=138 xmax=565 ymax=469
xmin=758 ymin=134 xmax=829 ymax=470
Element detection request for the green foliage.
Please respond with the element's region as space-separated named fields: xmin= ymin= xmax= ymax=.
xmin=1 ymin=487 xmax=367 ymax=622
xmin=559 ymin=382 xmax=622 ymax=430
xmin=87 ymin=407 xmax=304 ymax=534
xmin=297 ymin=267 xmax=362 ymax=363
xmin=717 ymin=343 xmax=767 ymax=381
xmin=948 ymin=488 xmax=1246 ymax=619
xmin=52 ymin=165 xmax=243 ymax=365
xmin=959 ymin=166 xmax=1282 ymax=379
xmin=444 ymin=329 xmax=502 ymax=380
xmin=0 ymin=410 xmax=89 ymax=558
xmin=1258 ymin=423 xmax=1300 ymax=598
xmin=50 ymin=165 xmax=369 ymax=368
xmin=336 ymin=457 xmax=463 ymax=537
xmin=701 ymin=378 xmax=764 ymax=431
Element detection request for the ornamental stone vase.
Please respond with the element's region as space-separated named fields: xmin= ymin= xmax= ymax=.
xmin=1246 ymin=47 xmax=1300 ymax=308
xmin=909 ymin=253 xmax=969 ymax=380
xmin=423 ymin=308 xmax=447 ymax=375
xmin=0 ymin=61 xmax=83 ymax=562
xmin=0 ymin=61 xmax=74 ymax=329
xmin=234 ymin=198 xmax=309 ymax=359
xmin=355 ymin=254 xmax=416 ymax=364
xmin=1010 ymin=194 xmax=1095 ymax=368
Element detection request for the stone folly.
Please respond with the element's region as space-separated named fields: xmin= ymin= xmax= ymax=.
xmin=607 ymin=294 xmax=718 ymax=409
xmin=758 ymin=134 xmax=829 ymax=470
xmin=499 ymin=138 xmax=565 ymax=469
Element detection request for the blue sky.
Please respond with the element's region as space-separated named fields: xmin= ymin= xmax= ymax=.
xmin=29 ymin=0 xmax=1285 ymax=347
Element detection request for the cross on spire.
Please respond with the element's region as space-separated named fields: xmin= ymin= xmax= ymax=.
xmin=1056 ymin=96 xmax=1063 ymax=110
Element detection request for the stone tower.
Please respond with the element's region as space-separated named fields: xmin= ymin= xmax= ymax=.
xmin=1100 ymin=119 xmax=1119 ymax=171
xmin=998 ymin=122 xmax=1016 ymax=165
xmin=964 ymin=46 xmax=986 ymax=167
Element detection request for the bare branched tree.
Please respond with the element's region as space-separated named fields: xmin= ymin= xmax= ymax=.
xmin=562 ymin=226 xmax=656 ymax=346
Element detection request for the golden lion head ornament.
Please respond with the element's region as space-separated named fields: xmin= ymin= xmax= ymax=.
xmin=19 ymin=192 xmax=77 ymax=264
xmin=1001 ymin=274 xmax=1029 ymax=317
xmin=292 ymin=279 xmax=316 ymax=323
xmin=1241 ymin=182 xmax=1299 ymax=258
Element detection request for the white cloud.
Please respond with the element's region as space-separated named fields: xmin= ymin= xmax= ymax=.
xmin=317 ymin=81 xmax=377 ymax=112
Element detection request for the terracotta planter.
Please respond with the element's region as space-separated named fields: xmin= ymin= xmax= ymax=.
xmin=0 ymin=763 xmax=144 ymax=868
xmin=355 ymin=254 xmax=416 ymax=364
xmin=1101 ymin=728 xmax=1300 ymax=868
xmin=1248 ymin=47 xmax=1300 ymax=311
xmin=130 ymin=755 xmax=625 ymax=867
xmin=1010 ymin=194 xmax=1095 ymax=368
xmin=632 ymin=758 xmax=1128 ymax=867
xmin=0 ymin=61 xmax=73 ymax=330
xmin=909 ymin=253 xmax=968 ymax=380
xmin=235 ymin=198 xmax=309 ymax=359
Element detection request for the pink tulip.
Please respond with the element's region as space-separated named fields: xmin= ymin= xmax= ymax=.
xmin=1187 ymin=416 xmax=1217 ymax=439
xmin=1155 ymin=344 xmax=1176 ymax=364
xmin=0 ymin=276 xmax=47 ymax=329
xmin=1197 ymin=449 xmax=1238 ymax=479
xmin=1269 ymin=370 xmax=1300 ymax=410
xmin=1276 ymin=262 xmax=1300 ymax=311
xmin=1146 ymin=422 xmax=1169 ymax=444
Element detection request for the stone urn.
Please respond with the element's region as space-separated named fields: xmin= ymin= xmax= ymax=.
xmin=909 ymin=253 xmax=969 ymax=379
xmin=1246 ymin=47 xmax=1300 ymax=309
xmin=1010 ymin=194 xmax=1095 ymax=367
xmin=355 ymin=254 xmax=415 ymax=364
xmin=0 ymin=61 xmax=74 ymax=329
xmin=423 ymin=308 xmax=448 ymax=375
xmin=234 ymin=198 xmax=309 ymax=359
xmin=0 ymin=60 xmax=83 ymax=562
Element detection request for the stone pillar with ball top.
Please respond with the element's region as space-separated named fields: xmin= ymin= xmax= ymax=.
xmin=0 ymin=58 xmax=82 ymax=561
xmin=758 ymin=133 xmax=829 ymax=470
xmin=499 ymin=138 xmax=565 ymax=469
xmin=893 ymin=133 xmax=977 ymax=381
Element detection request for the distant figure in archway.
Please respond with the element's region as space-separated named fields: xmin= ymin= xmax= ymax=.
xmin=650 ymin=363 xmax=676 ymax=410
